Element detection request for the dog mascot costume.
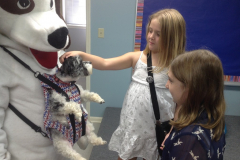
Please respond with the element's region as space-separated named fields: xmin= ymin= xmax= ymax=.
xmin=0 ymin=0 xmax=104 ymax=159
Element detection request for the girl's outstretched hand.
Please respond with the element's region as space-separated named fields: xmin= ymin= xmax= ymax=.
xmin=59 ymin=51 xmax=84 ymax=64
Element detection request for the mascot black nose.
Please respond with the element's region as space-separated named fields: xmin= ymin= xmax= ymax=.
xmin=48 ymin=27 xmax=69 ymax=49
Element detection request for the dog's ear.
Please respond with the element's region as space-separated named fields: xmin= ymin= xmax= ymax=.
xmin=60 ymin=56 xmax=75 ymax=75
xmin=77 ymin=55 xmax=83 ymax=62
xmin=61 ymin=57 xmax=70 ymax=68
xmin=55 ymin=0 xmax=71 ymax=49
xmin=55 ymin=0 xmax=61 ymax=17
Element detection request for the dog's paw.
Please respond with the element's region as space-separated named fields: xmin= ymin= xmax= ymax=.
xmin=68 ymin=153 xmax=87 ymax=160
xmin=91 ymin=137 xmax=107 ymax=146
xmin=93 ymin=94 xmax=105 ymax=104
xmin=99 ymin=99 xmax=105 ymax=104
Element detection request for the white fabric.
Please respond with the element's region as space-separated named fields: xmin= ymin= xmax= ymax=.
xmin=0 ymin=0 xmax=69 ymax=159
xmin=0 ymin=3 xmax=69 ymax=52
xmin=108 ymin=51 xmax=175 ymax=160
xmin=10 ymin=10 xmax=69 ymax=51
xmin=0 ymin=35 xmax=67 ymax=160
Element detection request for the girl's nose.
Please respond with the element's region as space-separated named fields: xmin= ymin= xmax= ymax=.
xmin=150 ymin=33 xmax=154 ymax=39
xmin=165 ymin=80 xmax=169 ymax=89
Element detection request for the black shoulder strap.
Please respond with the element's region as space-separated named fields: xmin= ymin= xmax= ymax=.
xmin=74 ymin=84 xmax=86 ymax=136
xmin=0 ymin=45 xmax=35 ymax=73
xmin=8 ymin=103 xmax=48 ymax=138
xmin=147 ymin=52 xmax=160 ymax=121
xmin=0 ymin=45 xmax=78 ymax=141
xmin=0 ymin=45 xmax=70 ymax=99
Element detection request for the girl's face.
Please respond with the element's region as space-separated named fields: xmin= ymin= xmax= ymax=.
xmin=147 ymin=18 xmax=161 ymax=53
xmin=165 ymin=69 xmax=188 ymax=106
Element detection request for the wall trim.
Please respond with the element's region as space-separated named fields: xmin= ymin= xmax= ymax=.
xmin=224 ymin=81 xmax=240 ymax=87
xmin=67 ymin=25 xmax=86 ymax=29
xmin=89 ymin=116 xmax=102 ymax=123
xmin=86 ymin=0 xmax=91 ymax=115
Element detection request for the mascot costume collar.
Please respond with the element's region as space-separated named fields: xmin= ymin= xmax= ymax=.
xmin=0 ymin=0 xmax=71 ymax=159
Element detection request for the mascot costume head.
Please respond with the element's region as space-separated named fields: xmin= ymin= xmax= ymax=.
xmin=0 ymin=0 xmax=69 ymax=69
xmin=0 ymin=1 xmax=105 ymax=160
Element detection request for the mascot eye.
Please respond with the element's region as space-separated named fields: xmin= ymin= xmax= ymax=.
xmin=50 ymin=0 xmax=54 ymax=9
xmin=17 ymin=0 xmax=31 ymax=9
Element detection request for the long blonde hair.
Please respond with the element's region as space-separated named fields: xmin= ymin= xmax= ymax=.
xmin=144 ymin=9 xmax=186 ymax=72
xmin=170 ymin=49 xmax=226 ymax=141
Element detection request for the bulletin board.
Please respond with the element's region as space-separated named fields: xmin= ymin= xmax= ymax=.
xmin=134 ymin=0 xmax=240 ymax=85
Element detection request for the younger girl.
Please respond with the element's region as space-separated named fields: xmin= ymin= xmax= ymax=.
xmin=60 ymin=9 xmax=186 ymax=160
xmin=163 ymin=49 xmax=226 ymax=159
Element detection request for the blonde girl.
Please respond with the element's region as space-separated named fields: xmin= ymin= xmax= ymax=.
xmin=60 ymin=8 xmax=186 ymax=160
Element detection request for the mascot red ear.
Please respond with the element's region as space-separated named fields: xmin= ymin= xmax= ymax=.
xmin=0 ymin=1 xmax=72 ymax=160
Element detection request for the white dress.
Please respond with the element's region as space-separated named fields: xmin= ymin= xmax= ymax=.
xmin=108 ymin=51 xmax=175 ymax=160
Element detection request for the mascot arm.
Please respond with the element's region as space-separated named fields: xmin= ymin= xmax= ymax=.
xmin=0 ymin=84 xmax=11 ymax=160
xmin=0 ymin=57 xmax=12 ymax=159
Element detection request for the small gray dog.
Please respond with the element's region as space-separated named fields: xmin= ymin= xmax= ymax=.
xmin=41 ymin=55 xmax=106 ymax=160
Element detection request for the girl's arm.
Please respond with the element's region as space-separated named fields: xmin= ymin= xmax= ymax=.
xmin=59 ymin=51 xmax=138 ymax=70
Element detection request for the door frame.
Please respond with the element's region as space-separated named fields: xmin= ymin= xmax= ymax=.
xmin=86 ymin=0 xmax=91 ymax=115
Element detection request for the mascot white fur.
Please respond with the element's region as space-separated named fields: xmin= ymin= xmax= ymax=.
xmin=0 ymin=0 xmax=105 ymax=160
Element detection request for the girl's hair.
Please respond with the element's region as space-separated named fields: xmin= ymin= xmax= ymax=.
xmin=170 ymin=49 xmax=226 ymax=141
xmin=144 ymin=8 xmax=186 ymax=72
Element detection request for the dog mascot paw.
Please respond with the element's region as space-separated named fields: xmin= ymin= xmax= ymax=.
xmin=0 ymin=0 xmax=88 ymax=159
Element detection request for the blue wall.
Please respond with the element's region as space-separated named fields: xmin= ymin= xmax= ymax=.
xmin=90 ymin=0 xmax=137 ymax=117
xmin=90 ymin=0 xmax=240 ymax=117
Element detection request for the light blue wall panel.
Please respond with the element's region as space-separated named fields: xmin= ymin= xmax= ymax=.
xmin=224 ymin=86 xmax=240 ymax=116
xmin=90 ymin=0 xmax=137 ymax=117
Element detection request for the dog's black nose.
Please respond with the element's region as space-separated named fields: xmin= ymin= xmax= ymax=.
xmin=48 ymin=27 xmax=69 ymax=49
